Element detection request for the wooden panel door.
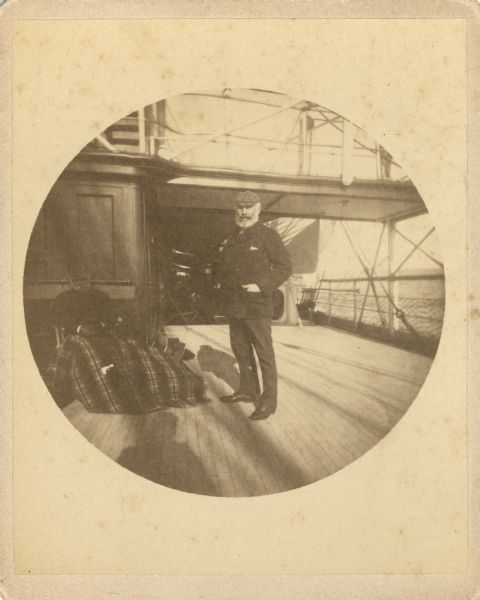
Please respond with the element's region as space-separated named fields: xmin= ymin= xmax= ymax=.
xmin=23 ymin=175 xmax=149 ymax=346
xmin=25 ymin=180 xmax=140 ymax=286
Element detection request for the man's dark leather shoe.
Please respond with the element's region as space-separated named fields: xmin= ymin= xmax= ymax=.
xmin=220 ymin=392 xmax=256 ymax=403
xmin=249 ymin=405 xmax=276 ymax=420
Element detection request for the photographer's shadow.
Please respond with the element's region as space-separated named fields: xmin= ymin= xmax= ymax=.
xmin=197 ymin=344 xmax=240 ymax=391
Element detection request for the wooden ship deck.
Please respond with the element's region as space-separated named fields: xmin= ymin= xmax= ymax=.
xmin=63 ymin=324 xmax=432 ymax=497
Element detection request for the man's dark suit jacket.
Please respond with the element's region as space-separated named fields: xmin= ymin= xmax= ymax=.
xmin=215 ymin=222 xmax=292 ymax=319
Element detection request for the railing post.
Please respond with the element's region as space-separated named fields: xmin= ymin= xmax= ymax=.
xmin=306 ymin=114 xmax=313 ymax=176
xmin=225 ymin=134 xmax=230 ymax=168
xmin=375 ymin=142 xmax=381 ymax=179
xmin=328 ymin=281 xmax=332 ymax=321
xmin=353 ymin=281 xmax=357 ymax=327
xmin=157 ymin=100 xmax=166 ymax=154
xmin=138 ymin=107 xmax=146 ymax=154
xmin=341 ymin=120 xmax=355 ymax=186
xmin=298 ymin=111 xmax=306 ymax=175
xmin=387 ymin=220 xmax=399 ymax=335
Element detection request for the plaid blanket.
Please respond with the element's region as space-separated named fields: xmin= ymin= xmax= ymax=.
xmin=53 ymin=334 xmax=205 ymax=413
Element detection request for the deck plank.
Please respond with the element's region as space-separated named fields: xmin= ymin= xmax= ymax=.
xmin=62 ymin=325 xmax=432 ymax=496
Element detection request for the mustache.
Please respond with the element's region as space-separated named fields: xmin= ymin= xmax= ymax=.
xmin=236 ymin=213 xmax=258 ymax=228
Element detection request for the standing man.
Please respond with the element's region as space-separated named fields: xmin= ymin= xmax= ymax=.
xmin=215 ymin=190 xmax=292 ymax=420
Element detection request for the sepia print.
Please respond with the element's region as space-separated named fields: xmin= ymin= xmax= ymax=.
xmin=5 ymin=9 xmax=475 ymax=598
xmin=24 ymin=89 xmax=445 ymax=497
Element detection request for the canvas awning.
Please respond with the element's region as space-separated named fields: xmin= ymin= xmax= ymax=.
xmin=69 ymin=152 xmax=426 ymax=223
xmin=152 ymin=153 xmax=425 ymax=222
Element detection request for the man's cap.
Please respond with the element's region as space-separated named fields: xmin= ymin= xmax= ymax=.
xmin=235 ymin=190 xmax=261 ymax=207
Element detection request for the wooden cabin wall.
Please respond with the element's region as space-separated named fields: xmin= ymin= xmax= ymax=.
xmin=24 ymin=175 xmax=152 ymax=372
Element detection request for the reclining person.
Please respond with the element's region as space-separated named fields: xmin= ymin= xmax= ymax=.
xmin=51 ymin=268 xmax=205 ymax=413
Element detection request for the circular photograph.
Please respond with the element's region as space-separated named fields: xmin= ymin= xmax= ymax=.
xmin=24 ymin=89 xmax=445 ymax=496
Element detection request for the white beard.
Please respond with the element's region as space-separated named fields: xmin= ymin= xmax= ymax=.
xmin=236 ymin=215 xmax=258 ymax=230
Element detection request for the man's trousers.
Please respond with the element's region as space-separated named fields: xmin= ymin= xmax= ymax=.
xmin=228 ymin=317 xmax=277 ymax=411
